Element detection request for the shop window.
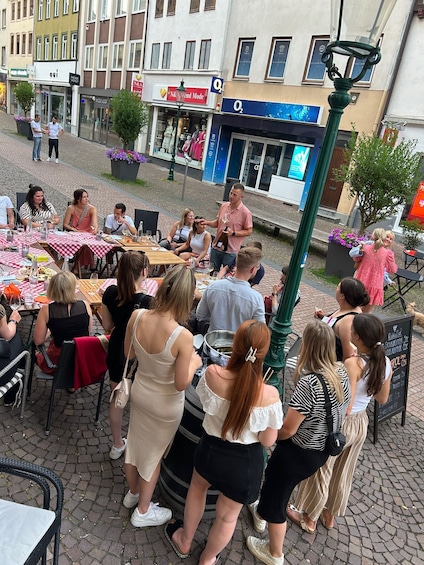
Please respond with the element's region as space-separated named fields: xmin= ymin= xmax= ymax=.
xmin=155 ymin=0 xmax=163 ymax=17
xmin=70 ymin=32 xmax=77 ymax=59
xmin=101 ymin=0 xmax=110 ymax=19
xmin=38 ymin=0 xmax=43 ymax=20
xmin=17 ymin=1 xmax=21 ymax=19
xmin=116 ymin=0 xmax=126 ymax=16
xmin=28 ymin=32 xmax=32 ymax=55
xmin=98 ymin=44 xmax=108 ymax=69
xmin=44 ymin=36 xmax=50 ymax=60
xmin=199 ymin=39 xmax=211 ymax=70
xmin=87 ymin=0 xmax=96 ymax=20
xmin=54 ymin=0 xmax=59 ymax=16
xmin=132 ymin=0 xmax=146 ymax=12
xmin=266 ymin=38 xmax=290 ymax=80
xmin=22 ymin=33 xmax=26 ymax=54
xmin=128 ymin=41 xmax=142 ymax=70
xmin=151 ymin=43 xmax=160 ymax=69
xmin=61 ymin=33 xmax=67 ymax=59
xmin=303 ymin=36 xmax=329 ymax=83
xmin=72 ymin=0 xmax=79 ymax=11
xmin=52 ymin=35 xmax=58 ymax=59
xmin=12 ymin=3 xmax=15 ymax=20
xmin=112 ymin=43 xmax=124 ymax=69
xmin=36 ymin=36 xmax=41 ymax=60
xmin=162 ymin=42 xmax=172 ymax=69
xmin=204 ymin=0 xmax=215 ymax=9
xmin=234 ymin=39 xmax=255 ymax=78
xmin=184 ymin=41 xmax=195 ymax=70
xmin=167 ymin=0 xmax=176 ymax=15
xmin=85 ymin=45 xmax=94 ymax=69
xmin=189 ymin=0 xmax=199 ymax=12
xmin=46 ymin=0 xmax=51 ymax=18
xmin=63 ymin=0 xmax=69 ymax=14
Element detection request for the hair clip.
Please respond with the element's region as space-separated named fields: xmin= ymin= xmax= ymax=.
xmin=373 ymin=341 xmax=382 ymax=348
xmin=245 ymin=347 xmax=257 ymax=363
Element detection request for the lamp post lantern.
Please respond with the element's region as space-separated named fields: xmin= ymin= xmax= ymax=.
xmin=265 ymin=0 xmax=397 ymax=391
xmin=168 ymin=80 xmax=186 ymax=181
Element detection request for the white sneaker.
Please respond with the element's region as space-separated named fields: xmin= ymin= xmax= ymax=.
xmin=246 ymin=537 xmax=284 ymax=565
xmin=55 ymin=158 xmax=59 ymax=163
xmin=248 ymin=500 xmax=266 ymax=533
xmin=47 ymin=157 xmax=51 ymax=162
xmin=109 ymin=438 xmax=126 ymax=460
xmin=123 ymin=490 xmax=139 ymax=508
xmin=130 ymin=502 xmax=172 ymax=528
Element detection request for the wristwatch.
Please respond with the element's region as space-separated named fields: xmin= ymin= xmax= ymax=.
xmin=271 ymin=293 xmax=276 ymax=297
xmin=232 ymin=230 xmax=236 ymax=237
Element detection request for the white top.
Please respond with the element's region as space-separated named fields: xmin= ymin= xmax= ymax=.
xmin=351 ymin=356 xmax=392 ymax=414
xmin=190 ymin=230 xmax=210 ymax=256
xmin=105 ymin=213 xmax=135 ymax=234
xmin=31 ymin=120 xmax=42 ymax=138
xmin=173 ymin=225 xmax=191 ymax=242
xmin=0 ymin=196 xmax=13 ymax=226
xmin=196 ymin=375 xmax=283 ymax=444
xmin=48 ymin=122 xmax=63 ymax=139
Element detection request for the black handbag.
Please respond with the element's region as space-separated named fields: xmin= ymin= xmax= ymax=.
xmin=316 ymin=373 xmax=346 ymax=456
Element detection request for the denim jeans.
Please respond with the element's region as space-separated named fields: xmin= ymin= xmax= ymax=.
xmin=210 ymin=247 xmax=236 ymax=272
xmin=32 ymin=137 xmax=42 ymax=160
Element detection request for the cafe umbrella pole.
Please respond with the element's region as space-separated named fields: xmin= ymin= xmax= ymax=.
xmin=263 ymin=0 xmax=397 ymax=392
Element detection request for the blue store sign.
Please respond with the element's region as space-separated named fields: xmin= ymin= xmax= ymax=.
xmin=221 ymin=98 xmax=322 ymax=124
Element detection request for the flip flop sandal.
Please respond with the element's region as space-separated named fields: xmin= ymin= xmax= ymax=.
xmin=287 ymin=504 xmax=316 ymax=534
xmin=164 ymin=519 xmax=190 ymax=559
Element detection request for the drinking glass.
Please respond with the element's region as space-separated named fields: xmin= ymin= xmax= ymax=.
xmin=145 ymin=230 xmax=152 ymax=240
xmin=221 ymin=213 xmax=228 ymax=226
xmin=9 ymin=296 xmax=21 ymax=311
xmin=89 ymin=272 xmax=98 ymax=296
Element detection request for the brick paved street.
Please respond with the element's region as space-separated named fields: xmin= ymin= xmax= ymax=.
xmin=0 ymin=113 xmax=423 ymax=564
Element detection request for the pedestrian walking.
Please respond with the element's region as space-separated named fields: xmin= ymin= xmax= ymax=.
xmin=31 ymin=114 xmax=46 ymax=161
xmin=47 ymin=116 xmax=64 ymax=163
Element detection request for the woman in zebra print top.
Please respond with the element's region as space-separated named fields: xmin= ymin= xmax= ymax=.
xmin=246 ymin=320 xmax=351 ymax=565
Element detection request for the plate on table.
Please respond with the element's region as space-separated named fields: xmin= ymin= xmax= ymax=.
xmin=17 ymin=266 xmax=56 ymax=281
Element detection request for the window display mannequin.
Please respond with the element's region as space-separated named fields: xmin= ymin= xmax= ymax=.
xmin=161 ymin=118 xmax=173 ymax=153
xmin=168 ymin=124 xmax=177 ymax=154
xmin=182 ymin=134 xmax=193 ymax=155
xmin=192 ymin=124 xmax=206 ymax=161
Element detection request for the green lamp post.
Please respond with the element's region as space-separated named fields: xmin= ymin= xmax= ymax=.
xmin=168 ymin=80 xmax=186 ymax=181
xmin=265 ymin=0 xmax=397 ymax=392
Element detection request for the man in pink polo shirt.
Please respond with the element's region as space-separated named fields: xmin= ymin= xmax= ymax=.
xmin=200 ymin=183 xmax=253 ymax=273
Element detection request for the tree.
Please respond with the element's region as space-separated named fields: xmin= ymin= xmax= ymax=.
xmin=14 ymin=82 xmax=36 ymax=117
xmin=110 ymin=90 xmax=149 ymax=150
xmin=332 ymin=130 xmax=422 ymax=233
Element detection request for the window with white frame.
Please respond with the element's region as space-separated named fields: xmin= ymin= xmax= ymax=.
xmin=151 ymin=43 xmax=160 ymax=69
xmin=53 ymin=0 xmax=58 ymax=16
xmin=2 ymin=8 xmax=6 ymax=27
xmin=100 ymin=0 xmax=110 ymax=19
xmin=72 ymin=0 xmax=79 ymax=12
xmin=199 ymin=39 xmax=211 ymax=70
xmin=84 ymin=45 xmax=94 ymax=69
xmin=87 ymin=0 xmax=96 ymax=21
xmin=52 ymin=35 xmax=58 ymax=59
xmin=204 ymin=0 xmax=215 ymax=9
xmin=46 ymin=0 xmax=50 ymax=18
xmin=16 ymin=34 xmax=20 ymax=54
xmin=132 ymin=0 xmax=145 ymax=12
xmin=304 ymin=36 xmax=329 ymax=82
xmin=28 ymin=32 xmax=32 ymax=54
xmin=162 ymin=42 xmax=172 ymax=69
xmin=44 ymin=36 xmax=49 ymax=60
xmin=1 ymin=46 xmax=5 ymax=66
xmin=38 ymin=0 xmax=43 ymax=20
xmin=29 ymin=0 xmax=34 ymax=16
xmin=128 ymin=41 xmax=142 ymax=69
xmin=61 ymin=33 xmax=67 ymax=59
xmin=116 ymin=0 xmax=126 ymax=16
xmin=23 ymin=0 xmax=27 ymax=18
xmin=63 ymin=0 xmax=69 ymax=14
xmin=234 ymin=39 xmax=255 ymax=78
xmin=155 ymin=0 xmax=163 ymax=17
xmin=189 ymin=0 xmax=199 ymax=12
xmin=22 ymin=33 xmax=26 ymax=54
xmin=70 ymin=31 xmax=77 ymax=59
xmin=11 ymin=2 xmax=15 ymax=20
xmin=98 ymin=44 xmax=108 ymax=69
xmin=184 ymin=41 xmax=195 ymax=70
xmin=17 ymin=1 xmax=21 ymax=19
xmin=112 ymin=43 xmax=124 ymax=68
xmin=167 ymin=0 xmax=175 ymax=15
xmin=266 ymin=38 xmax=290 ymax=80
xmin=36 ymin=36 xmax=41 ymax=59
xmin=10 ymin=35 xmax=14 ymax=55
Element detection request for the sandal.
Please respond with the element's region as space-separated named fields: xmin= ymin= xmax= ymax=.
xmin=287 ymin=504 xmax=316 ymax=534
xmin=319 ymin=512 xmax=335 ymax=530
xmin=164 ymin=519 xmax=190 ymax=559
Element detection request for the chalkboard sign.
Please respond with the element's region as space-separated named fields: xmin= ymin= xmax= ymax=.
xmin=373 ymin=314 xmax=413 ymax=443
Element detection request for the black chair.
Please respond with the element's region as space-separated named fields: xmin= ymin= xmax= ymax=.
xmin=0 ymin=348 xmax=31 ymax=414
xmin=33 ymin=339 xmax=105 ymax=435
xmin=15 ymin=191 xmax=27 ymax=227
xmin=0 ymin=457 xmax=64 ymax=565
xmin=134 ymin=209 xmax=162 ymax=240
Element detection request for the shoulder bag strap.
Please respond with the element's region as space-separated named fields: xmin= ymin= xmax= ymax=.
xmin=315 ymin=373 xmax=334 ymax=435
xmin=75 ymin=204 xmax=90 ymax=227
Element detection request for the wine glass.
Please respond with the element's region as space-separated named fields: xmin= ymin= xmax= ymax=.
xmin=89 ymin=272 xmax=98 ymax=296
xmin=9 ymin=295 xmax=21 ymax=311
xmin=145 ymin=230 xmax=152 ymax=240
xmin=122 ymin=229 xmax=130 ymax=238
xmin=221 ymin=213 xmax=228 ymax=226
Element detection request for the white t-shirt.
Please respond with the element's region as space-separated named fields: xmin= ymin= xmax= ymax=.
xmin=0 ymin=196 xmax=13 ymax=226
xmin=105 ymin=213 xmax=135 ymax=234
xmin=48 ymin=122 xmax=63 ymax=139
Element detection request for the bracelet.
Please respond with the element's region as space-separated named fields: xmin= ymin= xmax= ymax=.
xmin=9 ymin=319 xmax=18 ymax=325
xmin=271 ymin=293 xmax=276 ymax=297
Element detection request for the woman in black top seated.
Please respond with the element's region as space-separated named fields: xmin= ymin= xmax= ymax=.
xmin=101 ymin=251 xmax=153 ymax=460
xmin=34 ymin=271 xmax=92 ymax=374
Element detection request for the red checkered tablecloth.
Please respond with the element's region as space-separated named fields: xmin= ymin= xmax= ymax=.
xmin=100 ymin=277 xmax=159 ymax=297
xmin=46 ymin=233 xmax=115 ymax=259
xmin=0 ymin=246 xmax=54 ymax=269
xmin=0 ymin=232 xmax=43 ymax=246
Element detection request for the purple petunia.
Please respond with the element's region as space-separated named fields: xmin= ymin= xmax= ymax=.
xmin=328 ymin=227 xmax=370 ymax=249
xmin=14 ymin=115 xmax=31 ymax=122
xmin=106 ymin=148 xmax=147 ymax=164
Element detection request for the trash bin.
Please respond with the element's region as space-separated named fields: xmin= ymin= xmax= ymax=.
xmin=223 ymin=177 xmax=239 ymax=201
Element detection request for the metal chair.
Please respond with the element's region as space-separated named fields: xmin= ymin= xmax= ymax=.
xmin=0 ymin=457 xmax=64 ymax=565
xmin=33 ymin=339 xmax=105 ymax=435
xmin=0 ymin=348 xmax=31 ymax=416
xmin=134 ymin=209 xmax=162 ymax=240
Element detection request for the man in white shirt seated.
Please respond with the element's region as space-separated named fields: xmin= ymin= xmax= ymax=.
xmin=104 ymin=203 xmax=136 ymax=235
xmin=196 ymin=247 xmax=265 ymax=333
xmin=0 ymin=196 xmax=15 ymax=229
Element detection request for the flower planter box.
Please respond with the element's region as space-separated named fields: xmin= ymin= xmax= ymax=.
xmin=15 ymin=120 xmax=33 ymax=140
xmin=110 ymin=160 xmax=140 ymax=181
xmin=325 ymin=241 xmax=355 ymax=279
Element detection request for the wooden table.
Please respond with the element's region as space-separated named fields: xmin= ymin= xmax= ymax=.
xmin=78 ymin=279 xmax=105 ymax=321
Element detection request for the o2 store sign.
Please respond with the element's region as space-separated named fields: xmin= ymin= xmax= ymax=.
xmin=221 ymin=98 xmax=322 ymax=124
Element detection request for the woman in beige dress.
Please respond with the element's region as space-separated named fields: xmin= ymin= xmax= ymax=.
xmin=123 ymin=265 xmax=202 ymax=528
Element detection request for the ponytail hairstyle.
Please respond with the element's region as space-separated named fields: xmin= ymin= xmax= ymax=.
xmin=352 ymin=313 xmax=387 ymax=396
xmin=372 ymin=228 xmax=386 ymax=251
xmin=221 ymin=320 xmax=271 ymax=440
xmin=340 ymin=277 xmax=370 ymax=308
xmin=116 ymin=251 xmax=150 ymax=306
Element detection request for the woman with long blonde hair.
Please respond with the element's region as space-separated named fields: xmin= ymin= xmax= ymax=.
xmin=165 ymin=321 xmax=283 ymax=565
xmin=160 ymin=208 xmax=195 ymax=250
xmin=247 ymin=320 xmax=351 ymax=565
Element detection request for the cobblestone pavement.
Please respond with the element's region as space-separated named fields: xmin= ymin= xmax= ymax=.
xmin=0 ymin=112 xmax=423 ymax=564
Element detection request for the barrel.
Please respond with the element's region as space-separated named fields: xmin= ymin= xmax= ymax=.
xmin=159 ymin=383 xmax=219 ymax=518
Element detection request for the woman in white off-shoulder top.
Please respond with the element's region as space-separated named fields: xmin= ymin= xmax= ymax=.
xmin=165 ymin=320 xmax=283 ymax=565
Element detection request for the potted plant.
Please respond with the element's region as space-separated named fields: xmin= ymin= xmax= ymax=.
xmin=325 ymin=227 xmax=370 ymax=278
xmin=106 ymin=148 xmax=146 ymax=181
xmin=108 ymin=90 xmax=149 ymax=181
xmin=13 ymin=82 xmax=36 ymax=139
xmin=400 ymin=219 xmax=424 ymax=251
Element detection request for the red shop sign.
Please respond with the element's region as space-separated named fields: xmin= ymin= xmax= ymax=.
xmin=167 ymin=86 xmax=208 ymax=105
